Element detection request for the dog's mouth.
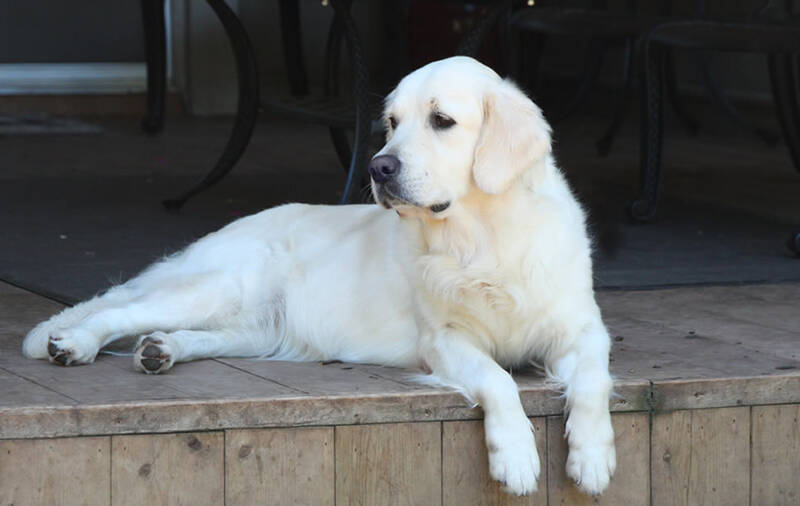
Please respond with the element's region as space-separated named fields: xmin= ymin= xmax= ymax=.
xmin=374 ymin=184 xmax=450 ymax=215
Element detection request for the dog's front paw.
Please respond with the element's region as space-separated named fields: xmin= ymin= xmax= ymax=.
xmin=566 ymin=443 xmax=616 ymax=496
xmin=46 ymin=330 xmax=100 ymax=366
xmin=134 ymin=333 xmax=174 ymax=374
xmin=486 ymin=419 xmax=540 ymax=495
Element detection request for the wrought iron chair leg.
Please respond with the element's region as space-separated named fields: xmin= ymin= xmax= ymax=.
xmin=278 ymin=0 xmax=309 ymax=96
xmin=521 ymin=31 xmax=547 ymax=94
xmin=768 ymin=54 xmax=800 ymax=171
xmin=141 ymin=0 xmax=166 ymax=136
xmin=597 ymin=37 xmax=634 ymax=156
xmin=697 ymin=53 xmax=779 ymax=144
xmin=162 ymin=0 xmax=260 ymax=211
xmin=330 ymin=0 xmax=371 ymax=205
xmin=788 ymin=231 xmax=800 ymax=257
xmin=323 ymin=12 xmax=353 ymax=171
xmin=664 ymin=49 xmax=699 ymax=136
xmin=630 ymin=42 xmax=664 ymax=222
xmin=550 ymin=41 xmax=606 ymax=126
xmin=768 ymin=54 xmax=800 ymax=257
xmin=455 ymin=0 xmax=514 ymax=57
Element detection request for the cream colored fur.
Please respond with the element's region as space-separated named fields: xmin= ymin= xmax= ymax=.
xmin=23 ymin=56 xmax=615 ymax=496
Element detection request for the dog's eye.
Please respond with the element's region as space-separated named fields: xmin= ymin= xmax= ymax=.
xmin=432 ymin=112 xmax=456 ymax=130
xmin=387 ymin=116 xmax=398 ymax=130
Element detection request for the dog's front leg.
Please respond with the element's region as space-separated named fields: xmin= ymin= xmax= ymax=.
xmin=422 ymin=331 xmax=539 ymax=496
xmin=550 ymin=323 xmax=616 ymax=496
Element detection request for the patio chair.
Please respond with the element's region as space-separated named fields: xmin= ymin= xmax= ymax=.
xmin=141 ymin=0 xmax=374 ymax=210
xmin=509 ymin=1 xmax=701 ymax=156
xmin=140 ymin=0 xmax=260 ymax=211
xmin=632 ymin=0 xmax=800 ymax=221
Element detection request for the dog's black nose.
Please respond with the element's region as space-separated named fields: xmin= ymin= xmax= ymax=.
xmin=369 ymin=155 xmax=401 ymax=183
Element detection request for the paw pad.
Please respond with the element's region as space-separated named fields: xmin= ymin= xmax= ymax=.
xmin=135 ymin=335 xmax=173 ymax=374
xmin=47 ymin=337 xmax=71 ymax=366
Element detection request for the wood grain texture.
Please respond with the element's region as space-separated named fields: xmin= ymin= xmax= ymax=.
xmin=688 ymin=407 xmax=749 ymax=506
xmin=111 ymin=431 xmax=223 ymax=506
xmin=654 ymin=373 xmax=800 ymax=411
xmin=651 ymin=410 xmax=692 ymax=506
xmin=751 ymin=404 xmax=800 ymax=505
xmin=442 ymin=418 xmax=547 ymax=505
xmin=335 ymin=422 xmax=441 ymax=506
xmin=226 ymin=427 xmax=334 ymax=506
xmin=547 ymin=412 xmax=650 ymax=506
xmin=0 ymin=366 xmax=74 ymax=407
xmin=0 ymin=436 xmax=110 ymax=505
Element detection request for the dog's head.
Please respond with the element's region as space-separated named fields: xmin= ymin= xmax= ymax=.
xmin=370 ymin=56 xmax=551 ymax=218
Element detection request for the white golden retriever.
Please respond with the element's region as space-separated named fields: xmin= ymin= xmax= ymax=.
xmin=23 ymin=56 xmax=615 ymax=496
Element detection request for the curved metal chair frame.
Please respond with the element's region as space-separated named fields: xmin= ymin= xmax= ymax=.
xmin=633 ymin=11 xmax=800 ymax=222
xmin=143 ymin=0 xmax=372 ymax=209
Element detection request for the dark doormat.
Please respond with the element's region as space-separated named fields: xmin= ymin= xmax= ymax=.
xmin=1 ymin=174 xmax=798 ymax=306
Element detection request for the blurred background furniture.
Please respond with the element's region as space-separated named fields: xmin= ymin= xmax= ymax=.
xmin=510 ymin=1 xmax=700 ymax=157
xmin=633 ymin=0 xmax=800 ymax=221
xmin=140 ymin=0 xmax=260 ymax=211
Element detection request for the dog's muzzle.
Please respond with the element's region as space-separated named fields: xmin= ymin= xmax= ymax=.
xmin=368 ymin=154 xmax=400 ymax=183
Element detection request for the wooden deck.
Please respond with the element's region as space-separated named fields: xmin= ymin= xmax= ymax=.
xmin=1 ymin=280 xmax=799 ymax=505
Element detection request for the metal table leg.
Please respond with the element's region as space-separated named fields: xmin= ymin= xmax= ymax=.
xmin=328 ymin=0 xmax=372 ymax=205
xmin=141 ymin=0 xmax=166 ymax=136
xmin=279 ymin=0 xmax=309 ymax=96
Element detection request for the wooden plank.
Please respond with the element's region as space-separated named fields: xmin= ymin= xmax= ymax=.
xmin=0 ymin=436 xmax=110 ymax=505
xmin=654 ymin=374 xmax=800 ymax=411
xmin=335 ymin=422 xmax=441 ymax=506
xmin=651 ymin=410 xmax=692 ymax=506
xmin=547 ymin=412 xmax=649 ymax=505
xmin=0 ymin=354 xmax=188 ymax=404
xmin=442 ymin=418 xmax=547 ymax=505
xmin=687 ymin=407 xmax=749 ymax=506
xmin=226 ymin=427 xmax=334 ymax=506
xmin=130 ymin=358 xmax=301 ymax=399
xmin=606 ymin=315 xmax=800 ymax=382
xmin=111 ymin=431 xmax=223 ymax=506
xmin=216 ymin=358 xmax=437 ymax=396
xmin=0 ymin=281 xmax=65 ymax=350
xmin=0 ymin=366 xmax=75 ymax=407
xmin=751 ymin=404 xmax=800 ymax=505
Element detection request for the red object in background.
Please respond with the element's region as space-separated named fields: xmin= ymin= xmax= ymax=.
xmin=407 ymin=1 xmax=501 ymax=72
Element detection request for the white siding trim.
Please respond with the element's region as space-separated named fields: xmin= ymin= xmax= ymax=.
xmin=0 ymin=63 xmax=146 ymax=95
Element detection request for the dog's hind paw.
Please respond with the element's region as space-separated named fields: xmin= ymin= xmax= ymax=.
xmin=46 ymin=330 xmax=100 ymax=366
xmin=22 ymin=321 xmax=53 ymax=359
xmin=134 ymin=333 xmax=174 ymax=374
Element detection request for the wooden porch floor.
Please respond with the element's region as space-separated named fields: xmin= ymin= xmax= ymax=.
xmin=1 ymin=280 xmax=799 ymax=505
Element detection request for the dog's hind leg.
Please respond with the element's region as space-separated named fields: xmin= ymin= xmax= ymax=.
xmin=132 ymin=328 xmax=265 ymax=374
xmin=22 ymin=285 xmax=138 ymax=360
xmin=30 ymin=272 xmax=243 ymax=366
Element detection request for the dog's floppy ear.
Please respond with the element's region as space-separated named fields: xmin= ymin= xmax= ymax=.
xmin=472 ymin=79 xmax=552 ymax=194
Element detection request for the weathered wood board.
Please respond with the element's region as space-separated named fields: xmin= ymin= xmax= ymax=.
xmin=442 ymin=418 xmax=548 ymax=505
xmin=0 ymin=436 xmax=110 ymax=505
xmin=335 ymin=422 xmax=442 ymax=506
xmin=225 ymin=427 xmax=334 ymax=506
xmin=111 ymin=431 xmax=224 ymax=506
xmin=751 ymin=404 xmax=800 ymax=505
xmin=547 ymin=412 xmax=650 ymax=506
